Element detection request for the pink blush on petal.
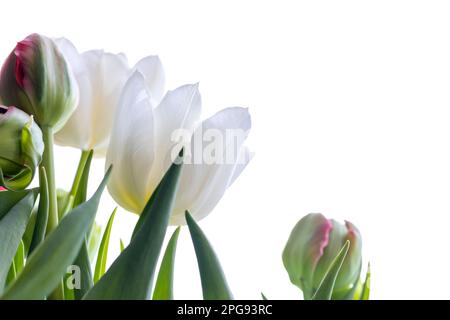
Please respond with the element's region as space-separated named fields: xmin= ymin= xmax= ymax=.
xmin=13 ymin=37 xmax=34 ymax=88
xmin=311 ymin=218 xmax=333 ymax=266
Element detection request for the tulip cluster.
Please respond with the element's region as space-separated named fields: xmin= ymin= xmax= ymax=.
xmin=0 ymin=33 xmax=369 ymax=301
xmin=0 ymin=34 xmax=251 ymax=225
xmin=0 ymin=33 xmax=256 ymax=301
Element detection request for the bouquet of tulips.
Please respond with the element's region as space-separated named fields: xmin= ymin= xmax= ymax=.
xmin=0 ymin=34 xmax=369 ymax=300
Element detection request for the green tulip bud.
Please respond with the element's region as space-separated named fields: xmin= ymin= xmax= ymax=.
xmin=0 ymin=33 xmax=79 ymax=131
xmin=282 ymin=213 xmax=363 ymax=299
xmin=0 ymin=105 xmax=44 ymax=190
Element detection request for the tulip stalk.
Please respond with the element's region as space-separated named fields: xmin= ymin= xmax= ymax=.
xmin=41 ymin=126 xmax=65 ymax=300
xmin=42 ymin=126 xmax=59 ymax=235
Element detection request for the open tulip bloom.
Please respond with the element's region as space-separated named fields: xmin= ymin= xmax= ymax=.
xmin=0 ymin=33 xmax=370 ymax=301
xmin=106 ymin=71 xmax=252 ymax=224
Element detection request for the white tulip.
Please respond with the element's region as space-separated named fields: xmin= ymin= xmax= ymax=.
xmin=106 ymin=71 xmax=251 ymax=224
xmin=53 ymin=38 xmax=165 ymax=156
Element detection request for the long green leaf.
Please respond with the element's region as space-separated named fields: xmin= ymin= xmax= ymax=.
xmin=94 ymin=208 xmax=117 ymax=283
xmin=360 ymin=263 xmax=371 ymax=300
xmin=1 ymin=168 xmax=111 ymax=300
xmin=88 ymin=223 xmax=102 ymax=262
xmin=5 ymin=261 xmax=16 ymax=288
xmin=71 ymin=150 xmax=95 ymax=299
xmin=131 ymin=183 xmax=160 ymax=239
xmin=152 ymin=227 xmax=181 ymax=300
xmin=29 ymin=167 xmax=49 ymax=254
xmin=73 ymin=150 xmax=93 ymax=207
xmin=0 ymin=189 xmax=32 ymax=221
xmin=72 ymin=240 xmax=93 ymax=300
xmin=0 ymin=190 xmax=38 ymax=292
xmin=84 ymin=150 xmax=183 ymax=300
xmin=22 ymin=209 xmax=37 ymax=256
xmin=13 ymin=241 xmax=25 ymax=275
xmin=312 ymin=241 xmax=350 ymax=300
xmin=185 ymin=212 xmax=233 ymax=300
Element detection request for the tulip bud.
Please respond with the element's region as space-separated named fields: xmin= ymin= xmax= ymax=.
xmin=282 ymin=213 xmax=362 ymax=300
xmin=0 ymin=105 xmax=44 ymax=190
xmin=0 ymin=33 xmax=79 ymax=131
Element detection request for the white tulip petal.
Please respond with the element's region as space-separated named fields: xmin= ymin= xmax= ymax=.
xmin=170 ymin=107 xmax=251 ymax=225
xmin=82 ymin=50 xmax=129 ymax=153
xmin=54 ymin=38 xmax=85 ymax=73
xmin=134 ymin=56 xmax=165 ymax=104
xmin=54 ymin=45 xmax=131 ymax=155
xmin=144 ymin=84 xmax=202 ymax=196
xmin=54 ymin=38 xmax=91 ymax=147
xmin=229 ymin=146 xmax=252 ymax=186
xmin=106 ymin=71 xmax=155 ymax=213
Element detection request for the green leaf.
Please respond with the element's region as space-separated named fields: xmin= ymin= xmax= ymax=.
xmin=312 ymin=240 xmax=350 ymax=300
xmin=0 ymin=188 xmax=33 ymax=221
xmin=29 ymin=167 xmax=49 ymax=254
xmin=69 ymin=150 xmax=95 ymax=299
xmin=119 ymin=239 xmax=125 ymax=252
xmin=88 ymin=222 xmax=102 ymax=262
xmin=7 ymin=241 xmax=26 ymax=289
xmin=339 ymin=261 xmax=362 ymax=300
xmin=131 ymin=183 xmax=160 ymax=239
xmin=6 ymin=261 xmax=16 ymax=288
xmin=56 ymin=190 xmax=73 ymax=221
xmin=22 ymin=209 xmax=37 ymax=256
xmin=185 ymin=212 xmax=233 ymax=300
xmin=0 ymin=190 xmax=38 ymax=293
xmin=360 ymin=263 xmax=371 ymax=300
xmin=261 ymin=292 xmax=268 ymax=300
xmin=72 ymin=241 xmax=93 ymax=300
xmin=152 ymin=227 xmax=181 ymax=300
xmin=73 ymin=150 xmax=93 ymax=207
xmin=94 ymin=208 xmax=117 ymax=283
xmin=1 ymin=168 xmax=111 ymax=300
xmin=63 ymin=274 xmax=74 ymax=300
xmin=13 ymin=241 xmax=25 ymax=275
xmin=84 ymin=150 xmax=184 ymax=300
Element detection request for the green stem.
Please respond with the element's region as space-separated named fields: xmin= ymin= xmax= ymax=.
xmin=41 ymin=126 xmax=64 ymax=300
xmin=42 ymin=126 xmax=58 ymax=235
xmin=69 ymin=150 xmax=91 ymax=199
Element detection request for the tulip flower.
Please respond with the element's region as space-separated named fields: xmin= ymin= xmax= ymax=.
xmin=282 ymin=213 xmax=362 ymax=300
xmin=0 ymin=33 xmax=79 ymax=131
xmin=0 ymin=105 xmax=44 ymax=190
xmin=53 ymin=38 xmax=165 ymax=155
xmin=106 ymin=72 xmax=251 ymax=224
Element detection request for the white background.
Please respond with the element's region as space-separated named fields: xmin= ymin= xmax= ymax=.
xmin=1 ymin=0 xmax=450 ymax=299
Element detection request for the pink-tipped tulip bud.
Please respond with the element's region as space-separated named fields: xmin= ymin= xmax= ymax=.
xmin=0 ymin=105 xmax=44 ymax=190
xmin=282 ymin=213 xmax=363 ymax=299
xmin=0 ymin=33 xmax=79 ymax=131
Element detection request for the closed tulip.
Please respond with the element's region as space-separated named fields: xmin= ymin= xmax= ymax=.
xmin=106 ymin=72 xmax=251 ymax=224
xmin=0 ymin=105 xmax=44 ymax=190
xmin=0 ymin=34 xmax=78 ymax=131
xmin=282 ymin=213 xmax=363 ymax=299
xmin=53 ymin=38 xmax=165 ymax=155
